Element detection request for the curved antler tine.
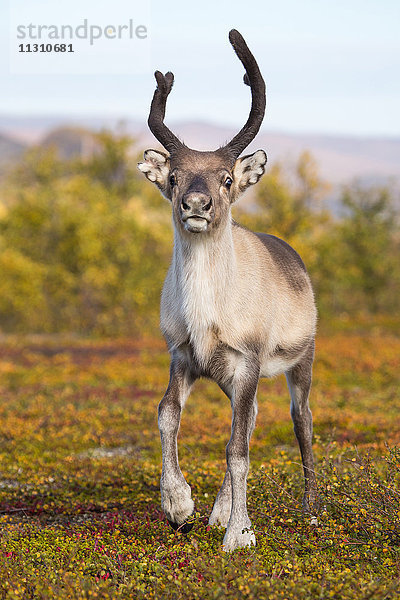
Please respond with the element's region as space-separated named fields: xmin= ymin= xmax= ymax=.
xmin=148 ymin=71 xmax=183 ymax=154
xmin=223 ymin=30 xmax=266 ymax=160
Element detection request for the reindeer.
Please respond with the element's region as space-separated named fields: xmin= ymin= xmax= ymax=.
xmin=138 ymin=30 xmax=317 ymax=552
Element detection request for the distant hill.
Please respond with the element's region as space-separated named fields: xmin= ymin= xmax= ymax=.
xmin=0 ymin=115 xmax=399 ymax=186
xmin=0 ymin=133 xmax=26 ymax=172
xmin=41 ymin=127 xmax=98 ymax=160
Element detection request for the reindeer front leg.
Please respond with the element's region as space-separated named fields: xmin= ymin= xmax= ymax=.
xmin=222 ymin=359 xmax=259 ymax=551
xmin=158 ymin=358 xmax=195 ymax=531
xmin=209 ymin=397 xmax=258 ymax=529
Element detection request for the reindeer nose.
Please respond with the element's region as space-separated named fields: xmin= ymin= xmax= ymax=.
xmin=181 ymin=193 xmax=213 ymax=215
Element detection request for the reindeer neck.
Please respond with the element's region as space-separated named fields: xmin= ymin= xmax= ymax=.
xmin=172 ymin=219 xmax=236 ymax=296
xmin=171 ymin=219 xmax=236 ymax=361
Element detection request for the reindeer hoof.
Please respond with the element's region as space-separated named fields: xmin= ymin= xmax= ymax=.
xmin=167 ymin=518 xmax=194 ymax=534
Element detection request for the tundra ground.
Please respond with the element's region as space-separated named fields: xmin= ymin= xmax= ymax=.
xmin=0 ymin=331 xmax=399 ymax=599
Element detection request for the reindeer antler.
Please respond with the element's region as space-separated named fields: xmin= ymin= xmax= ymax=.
xmin=148 ymin=71 xmax=183 ymax=154
xmin=147 ymin=31 xmax=265 ymax=158
xmin=222 ymin=30 xmax=266 ymax=159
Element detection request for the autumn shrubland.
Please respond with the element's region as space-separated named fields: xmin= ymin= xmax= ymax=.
xmin=0 ymin=131 xmax=399 ymax=599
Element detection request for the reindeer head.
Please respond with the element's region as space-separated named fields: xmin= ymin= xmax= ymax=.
xmin=138 ymin=30 xmax=267 ymax=235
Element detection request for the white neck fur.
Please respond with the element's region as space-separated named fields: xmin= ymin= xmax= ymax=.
xmin=172 ymin=220 xmax=236 ymax=365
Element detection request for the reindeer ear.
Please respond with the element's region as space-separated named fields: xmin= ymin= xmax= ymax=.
xmin=232 ymin=149 xmax=267 ymax=197
xmin=138 ymin=149 xmax=171 ymax=198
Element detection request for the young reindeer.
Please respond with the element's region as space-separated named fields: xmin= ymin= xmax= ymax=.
xmin=138 ymin=30 xmax=317 ymax=552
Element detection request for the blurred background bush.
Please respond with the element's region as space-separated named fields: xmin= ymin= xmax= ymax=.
xmin=0 ymin=129 xmax=398 ymax=336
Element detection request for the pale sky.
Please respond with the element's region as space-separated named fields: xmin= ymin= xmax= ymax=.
xmin=1 ymin=0 xmax=400 ymax=137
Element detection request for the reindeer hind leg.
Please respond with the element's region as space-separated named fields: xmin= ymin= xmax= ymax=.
xmin=285 ymin=340 xmax=317 ymax=517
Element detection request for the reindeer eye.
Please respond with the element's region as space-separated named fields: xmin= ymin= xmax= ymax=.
xmin=169 ymin=174 xmax=176 ymax=188
xmin=224 ymin=177 xmax=233 ymax=189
